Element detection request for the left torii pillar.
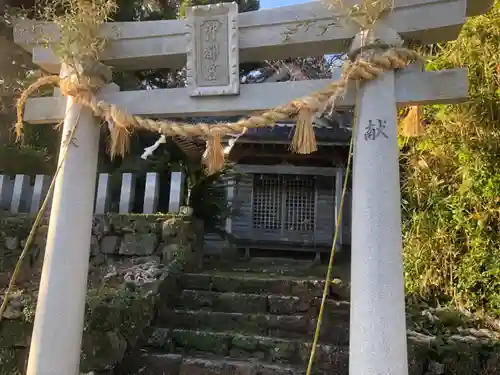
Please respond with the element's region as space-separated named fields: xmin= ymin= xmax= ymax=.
xmin=26 ymin=60 xmax=116 ymax=375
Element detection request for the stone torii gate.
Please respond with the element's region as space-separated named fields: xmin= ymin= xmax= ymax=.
xmin=12 ymin=1 xmax=493 ymax=375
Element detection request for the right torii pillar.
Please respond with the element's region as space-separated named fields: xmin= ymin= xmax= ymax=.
xmin=349 ymin=25 xmax=409 ymax=375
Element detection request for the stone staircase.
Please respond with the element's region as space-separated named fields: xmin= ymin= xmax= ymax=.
xmin=126 ymin=258 xmax=351 ymax=375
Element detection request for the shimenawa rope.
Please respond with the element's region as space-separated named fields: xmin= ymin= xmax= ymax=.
xmin=15 ymin=47 xmax=420 ymax=174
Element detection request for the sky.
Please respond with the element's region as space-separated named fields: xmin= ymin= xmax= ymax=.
xmin=260 ymin=0 xmax=313 ymax=9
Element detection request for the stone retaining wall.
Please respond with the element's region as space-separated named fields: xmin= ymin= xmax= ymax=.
xmin=0 ymin=213 xmax=203 ymax=375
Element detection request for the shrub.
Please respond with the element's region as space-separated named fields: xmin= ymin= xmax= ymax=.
xmin=401 ymin=2 xmax=500 ymax=315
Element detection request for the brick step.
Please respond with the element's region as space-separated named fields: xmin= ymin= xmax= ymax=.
xmin=128 ymin=353 xmax=342 ymax=375
xmin=179 ymin=273 xmax=350 ymax=300
xmin=173 ymin=289 xmax=350 ymax=315
xmin=159 ymin=309 xmax=349 ymax=345
xmin=146 ymin=328 xmax=349 ymax=370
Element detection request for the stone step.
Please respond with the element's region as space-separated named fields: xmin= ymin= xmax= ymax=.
xmin=179 ymin=273 xmax=350 ymax=300
xmin=201 ymin=257 xmax=337 ymax=278
xmin=159 ymin=309 xmax=349 ymax=345
xmin=146 ymin=328 xmax=349 ymax=370
xmin=173 ymin=289 xmax=350 ymax=315
xmin=129 ymin=353 xmax=340 ymax=375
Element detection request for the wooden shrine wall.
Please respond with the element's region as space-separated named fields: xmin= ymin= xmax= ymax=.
xmin=203 ymin=165 xmax=349 ymax=254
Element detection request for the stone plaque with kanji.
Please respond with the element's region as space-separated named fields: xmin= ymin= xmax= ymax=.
xmin=186 ymin=2 xmax=239 ymax=97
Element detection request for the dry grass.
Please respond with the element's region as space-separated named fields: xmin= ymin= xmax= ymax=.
xmin=324 ymin=0 xmax=394 ymax=28
xmin=38 ymin=0 xmax=117 ymax=65
xmin=9 ymin=0 xmax=118 ymax=66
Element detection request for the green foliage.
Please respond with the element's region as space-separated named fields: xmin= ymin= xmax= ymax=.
xmin=0 ymin=145 xmax=55 ymax=175
xmin=187 ymin=162 xmax=241 ymax=237
xmin=113 ymin=0 xmax=178 ymax=21
xmin=401 ymin=2 xmax=500 ymax=315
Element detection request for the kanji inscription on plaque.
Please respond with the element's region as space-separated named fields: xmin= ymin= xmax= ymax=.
xmin=186 ymin=2 xmax=239 ymax=97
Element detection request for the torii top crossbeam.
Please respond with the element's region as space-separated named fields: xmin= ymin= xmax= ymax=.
xmin=13 ymin=0 xmax=494 ymax=125
xmin=13 ymin=0 xmax=494 ymax=73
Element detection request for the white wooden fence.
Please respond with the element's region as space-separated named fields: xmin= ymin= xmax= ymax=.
xmin=0 ymin=171 xmax=185 ymax=215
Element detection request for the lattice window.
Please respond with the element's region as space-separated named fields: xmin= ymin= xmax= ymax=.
xmin=252 ymin=174 xmax=282 ymax=229
xmin=252 ymin=174 xmax=316 ymax=232
xmin=284 ymin=176 xmax=315 ymax=232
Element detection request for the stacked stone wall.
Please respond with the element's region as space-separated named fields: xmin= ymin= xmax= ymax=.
xmin=0 ymin=213 xmax=203 ymax=375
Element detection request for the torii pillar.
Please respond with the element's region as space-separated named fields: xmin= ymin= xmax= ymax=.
xmin=349 ymin=24 xmax=409 ymax=375
xmin=26 ymin=61 xmax=117 ymax=375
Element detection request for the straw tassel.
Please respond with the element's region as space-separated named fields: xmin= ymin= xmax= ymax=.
xmin=106 ymin=108 xmax=132 ymax=159
xmin=292 ymin=108 xmax=318 ymax=154
xmin=400 ymin=105 xmax=425 ymax=137
xmin=107 ymin=125 xmax=130 ymax=159
xmin=203 ymin=133 xmax=225 ymax=175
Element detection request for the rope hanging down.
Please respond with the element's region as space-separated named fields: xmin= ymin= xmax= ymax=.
xmin=15 ymin=47 xmax=420 ymax=174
